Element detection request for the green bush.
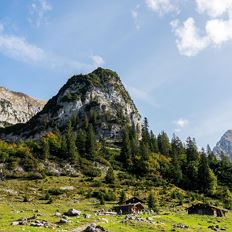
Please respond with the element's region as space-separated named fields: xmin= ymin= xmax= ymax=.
xmin=92 ymin=189 xmax=116 ymax=201
xmin=82 ymin=165 xmax=101 ymax=177
xmin=48 ymin=188 xmax=66 ymax=195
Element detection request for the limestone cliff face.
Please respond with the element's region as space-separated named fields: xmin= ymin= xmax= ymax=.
xmin=1 ymin=68 xmax=141 ymax=142
xmin=0 ymin=87 xmax=46 ymax=127
xmin=213 ymin=130 xmax=232 ymax=160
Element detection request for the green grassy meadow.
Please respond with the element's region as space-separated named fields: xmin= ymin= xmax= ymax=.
xmin=0 ymin=177 xmax=231 ymax=232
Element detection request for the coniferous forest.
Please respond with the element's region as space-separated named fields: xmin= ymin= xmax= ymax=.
xmin=1 ymin=116 xmax=232 ymax=212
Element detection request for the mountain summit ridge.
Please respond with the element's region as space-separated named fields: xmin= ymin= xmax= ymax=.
xmin=0 ymin=86 xmax=46 ymax=128
xmin=213 ymin=130 xmax=232 ymax=160
xmin=0 ymin=68 xmax=141 ymax=142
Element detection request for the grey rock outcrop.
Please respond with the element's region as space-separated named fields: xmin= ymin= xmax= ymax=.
xmin=0 ymin=87 xmax=46 ymax=127
xmin=213 ymin=130 xmax=232 ymax=160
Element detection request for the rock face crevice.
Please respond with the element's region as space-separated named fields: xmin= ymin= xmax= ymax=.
xmin=0 ymin=68 xmax=141 ymax=142
xmin=0 ymin=87 xmax=46 ymax=128
xmin=213 ymin=130 xmax=232 ymax=160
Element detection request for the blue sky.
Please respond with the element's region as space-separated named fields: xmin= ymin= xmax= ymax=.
xmin=1 ymin=0 xmax=232 ymax=149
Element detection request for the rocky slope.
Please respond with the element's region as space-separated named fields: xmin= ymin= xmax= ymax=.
xmin=0 ymin=68 xmax=141 ymax=142
xmin=213 ymin=130 xmax=232 ymax=160
xmin=0 ymin=87 xmax=46 ymax=127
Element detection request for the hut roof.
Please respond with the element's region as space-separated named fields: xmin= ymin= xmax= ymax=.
xmin=187 ymin=203 xmax=228 ymax=213
xmin=118 ymin=197 xmax=144 ymax=205
xmin=114 ymin=202 xmax=144 ymax=208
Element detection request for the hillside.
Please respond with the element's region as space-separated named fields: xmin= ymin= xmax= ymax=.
xmin=0 ymin=68 xmax=141 ymax=142
xmin=0 ymin=87 xmax=46 ymax=128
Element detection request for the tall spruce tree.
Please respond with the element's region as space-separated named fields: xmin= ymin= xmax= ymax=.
xmin=150 ymin=131 xmax=159 ymax=153
xmin=148 ymin=193 xmax=159 ymax=212
xmin=224 ymin=188 xmax=232 ymax=209
xmin=66 ymin=121 xmax=79 ymax=162
xmin=198 ymin=150 xmax=217 ymax=194
xmin=61 ymin=134 xmax=68 ymax=159
xmin=119 ymin=190 xmax=126 ymax=203
xmin=157 ymin=131 xmax=171 ymax=155
xmin=184 ymin=137 xmax=200 ymax=190
xmin=142 ymin=117 xmax=150 ymax=144
xmin=42 ymin=139 xmax=50 ymax=160
xmin=76 ymin=128 xmax=86 ymax=155
xmin=120 ymin=127 xmax=132 ymax=166
xmin=169 ymin=135 xmax=184 ymax=185
xmin=86 ymin=124 xmax=97 ymax=160
xmin=105 ymin=167 xmax=115 ymax=184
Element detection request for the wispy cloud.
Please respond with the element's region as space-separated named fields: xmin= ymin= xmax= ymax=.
xmin=90 ymin=55 xmax=105 ymax=68
xmin=196 ymin=0 xmax=232 ymax=18
xmin=0 ymin=23 xmax=45 ymax=63
xmin=145 ymin=0 xmax=179 ymax=15
xmin=0 ymin=22 xmax=104 ymax=72
xmin=28 ymin=0 xmax=52 ymax=27
xmin=174 ymin=118 xmax=189 ymax=132
xmin=131 ymin=4 xmax=141 ymax=30
xmin=127 ymin=86 xmax=159 ymax=107
xmin=188 ymin=101 xmax=232 ymax=148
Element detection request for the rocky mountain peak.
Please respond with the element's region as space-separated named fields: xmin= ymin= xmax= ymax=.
xmin=0 ymin=87 xmax=46 ymax=128
xmin=213 ymin=130 xmax=232 ymax=160
xmin=0 ymin=68 xmax=141 ymax=142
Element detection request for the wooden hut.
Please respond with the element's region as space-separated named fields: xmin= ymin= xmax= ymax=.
xmin=113 ymin=202 xmax=144 ymax=215
xmin=123 ymin=197 xmax=144 ymax=205
xmin=187 ymin=203 xmax=227 ymax=217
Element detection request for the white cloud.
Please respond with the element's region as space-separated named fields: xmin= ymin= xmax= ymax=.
xmin=196 ymin=0 xmax=232 ymax=18
xmin=206 ymin=18 xmax=232 ymax=45
xmin=0 ymin=26 xmax=45 ymax=63
xmin=174 ymin=118 xmax=189 ymax=132
xmin=171 ymin=18 xmax=209 ymax=56
xmin=145 ymin=0 xmax=179 ymax=15
xmin=0 ymin=24 xmax=103 ymax=72
xmin=171 ymin=15 xmax=232 ymax=56
xmin=168 ymin=0 xmax=232 ymax=56
xmin=90 ymin=55 xmax=105 ymax=67
xmin=28 ymin=0 xmax=52 ymax=27
xmin=131 ymin=5 xmax=141 ymax=30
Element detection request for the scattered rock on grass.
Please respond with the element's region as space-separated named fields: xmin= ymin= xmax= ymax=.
xmin=208 ymin=225 xmax=220 ymax=231
xmin=11 ymin=215 xmax=55 ymax=228
xmin=30 ymin=220 xmax=49 ymax=227
xmin=173 ymin=224 xmax=189 ymax=229
xmin=54 ymin=212 xmax=62 ymax=217
xmin=64 ymin=208 xmax=81 ymax=217
xmin=82 ymin=224 xmax=110 ymax=232
xmin=58 ymin=218 xmax=69 ymax=224
xmin=122 ymin=215 xmax=154 ymax=224
xmin=11 ymin=221 xmax=20 ymax=226
xmin=83 ymin=214 xmax=91 ymax=218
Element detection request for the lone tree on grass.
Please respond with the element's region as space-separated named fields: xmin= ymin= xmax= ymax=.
xmin=105 ymin=167 xmax=115 ymax=184
xmin=148 ymin=193 xmax=159 ymax=212
xmin=119 ymin=190 xmax=126 ymax=203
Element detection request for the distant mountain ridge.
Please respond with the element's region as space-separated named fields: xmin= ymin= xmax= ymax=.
xmin=213 ymin=130 xmax=232 ymax=160
xmin=0 ymin=68 xmax=141 ymax=142
xmin=0 ymin=87 xmax=46 ymax=128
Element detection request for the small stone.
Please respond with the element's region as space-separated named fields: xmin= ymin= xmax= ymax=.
xmin=11 ymin=221 xmax=20 ymax=226
xmin=64 ymin=208 xmax=81 ymax=217
xmin=55 ymin=212 xmax=62 ymax=217
xmin=83 ymin=214 xmax=91 ymax=218
xmin=58 ymin=218 xmax=69 ymax=224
